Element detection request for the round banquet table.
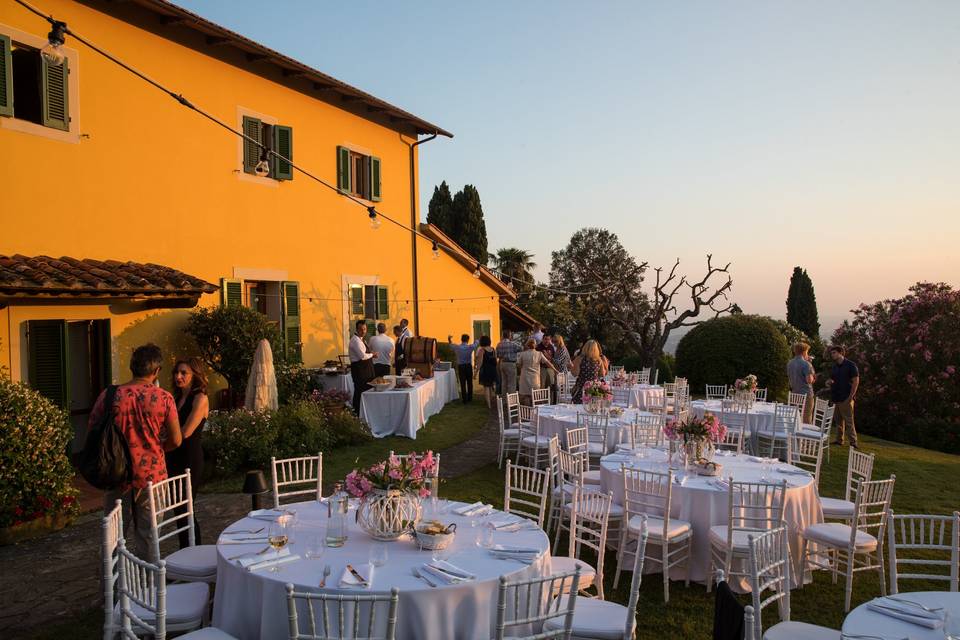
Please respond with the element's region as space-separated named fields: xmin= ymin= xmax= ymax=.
xmin=536 ymin=404 xmax=656 ymax=450
xmin=211 ymin=500 xmax=552 ymax=640
xmin=842 ymin=591 xmax=960 ymax=639
xmin=624 ymin=384 xmax=665 ymax=410
xmin=599 ymin=448 xmax=823 ymax=591
xmin=690 ymin=400 xmax=801 ymax=455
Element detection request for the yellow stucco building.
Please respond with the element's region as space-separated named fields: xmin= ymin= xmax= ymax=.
xmin=0 ymin=0 xmax=534 ymax=446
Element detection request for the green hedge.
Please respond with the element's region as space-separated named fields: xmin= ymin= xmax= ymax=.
xmin=675 ymin=315 xmax=791 ymax=401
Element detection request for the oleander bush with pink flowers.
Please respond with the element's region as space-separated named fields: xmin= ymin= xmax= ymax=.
xmin=832 ymin=282 xmax=960 ymax=453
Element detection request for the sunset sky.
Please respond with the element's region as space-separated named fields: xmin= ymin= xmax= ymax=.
xmin=175 ymin=0 xmax=960 ymax=335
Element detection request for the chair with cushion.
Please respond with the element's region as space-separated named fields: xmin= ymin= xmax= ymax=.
xmin=551 ymin=487 xmax=613 ymax=599
xmin=754 ymin=388 xmax=768 ymax=402
xmin=285 ymin=583 xmax=400 ymax=640
xmin=708 ymin=479 xmax=787 ymax=592
xmin=611 ymin=385 xmax=632 ymax=408
xmin=786 ymin=392 xmax=807 ymax=413
xmin=819 ymin=448 xmax=874 ymax=522
xmin=519 ymin=407 xmax=552 ymax=469
xmin=565 ymin=426 xmax=600 ymax=486
xmin=718 ymin=400 xmax=748 ymax=454
xmin=504 ymin=460 xmax=550 ymax=528
xmin=798 ymin=398 xmax=834 ymax=462
xmin=496 ymin=396 xmax=524 ymax=467
xmin=506 ymin=392 xmax=521 ymax=426
xmin=493 ymin=568 xmax=580 ymax=640
xmin=887 ymin=509 xmax=959 ymax=594
xmin=636 ymin=368 xmax=651 ymax=385
xmin=706 ymin=385 xmax=729 ymax=401
xmin=532 ymin=387 xmax=551 ymax=407
xmin=102 ymin=499 xmax=123 ymax=640
xmin=578 ymin=412 xmax=612 ymax=463
xmin=755 ymin=404 xmax=797 ymax=460
xmin=748 ymin=527 xmax=840 ymax=639
xmin=558 ymin=375 xmax=574 ymax=404
xmin=543 ymin=518 xmax=649 ymax=640
xmin=615 ymin=468 xmax=692 ymax=602
xmin=626 ymin=414 xmax=663 ymax=451
xmin=789 ymin=434 xmax=824 ymax=487
xmin=271 ymin=453 xmax=323 ymax=508
xmin=801 ymin=475 xmax=896 ymax=611
xmin=147 ymin=470 xmax=217 ymax=583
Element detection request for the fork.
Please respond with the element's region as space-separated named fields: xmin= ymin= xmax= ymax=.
xmin=412 ymin=567 xmax=437 ymax=588
xmin=223 ymin=527 xmax=264 ymax=535
xmin=885 ymin=596 xmax=943 ymax=612
xmin=319 ymin=564 xmax=331 ymax=588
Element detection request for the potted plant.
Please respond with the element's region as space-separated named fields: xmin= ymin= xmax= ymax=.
xmin=732 ymin=374 xmax=759 ymax=406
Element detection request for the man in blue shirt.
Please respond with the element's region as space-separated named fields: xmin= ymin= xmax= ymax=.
xmin=828 ymin=345 xmax=860 ymax=448
xmin=449 ymin=333 xmax=479 ymax=404
xmin=496 ymin=330 xmax=522 ymax=395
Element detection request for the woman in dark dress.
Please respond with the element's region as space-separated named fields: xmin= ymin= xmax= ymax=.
xmin=166 ymin=357 xmax=209 ymax=548
xmin=475 ymin=335 xmax=498 ymax=409
xmin=570 ymin=339 xmax=609 ymax=403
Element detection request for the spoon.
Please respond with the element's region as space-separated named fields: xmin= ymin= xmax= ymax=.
xmin=319 ymin=564 xmax=331 ymax=588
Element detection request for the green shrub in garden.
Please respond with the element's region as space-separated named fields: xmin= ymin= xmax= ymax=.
xmin=675 ymin=314 xmax=791 ymax=401
xmin=203 ymin=409 xmax=277 ymax=475
xmin=275 ymin=363 xmax=319 ymax=405
xmin=0 ymin=376 xmax=79 ymax=528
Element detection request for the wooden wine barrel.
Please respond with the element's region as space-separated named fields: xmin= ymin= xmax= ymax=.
xmin=406 ymin=336 xmax=437 ymax=364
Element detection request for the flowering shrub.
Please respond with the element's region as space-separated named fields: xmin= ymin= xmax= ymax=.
xmin=832 ymin=282 xmax=960 ymax=453
xmin=310 ymin=388 xmax=351 ymax=411
xmin=0 ymin=376 xmax=79 ymax=528
xmin=733 ymin=374 xmax=758 ymax=392
xmin=664 ymin=412 xmax=727 ymax=444
xmin=582 ymin=380 xmax=613 ymax=401
xmin=345 ymin=451 xmax=438 ymax=499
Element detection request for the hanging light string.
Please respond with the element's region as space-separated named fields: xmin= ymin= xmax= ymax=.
xmin=13 ymin=0 xmax=629 ymax=300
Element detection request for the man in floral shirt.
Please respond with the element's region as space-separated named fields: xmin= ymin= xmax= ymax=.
xmin=89 ymin=343 xmax=181 ymax=560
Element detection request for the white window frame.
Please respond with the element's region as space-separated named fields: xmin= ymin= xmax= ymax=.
xmin=236 ymin=105 xmax=279 ymax=187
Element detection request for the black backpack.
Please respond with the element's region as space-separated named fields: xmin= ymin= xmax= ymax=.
xmin=78 ymin=385 xmax=133 ymax=490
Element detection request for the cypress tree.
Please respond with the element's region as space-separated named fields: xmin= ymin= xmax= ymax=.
xmin=426 ymin=181 xmax=454 ymax=237
xmin=450 ymin=184 xmax=488 ymax=263
xmin=786 ymin=266 xmax=821 ymax=339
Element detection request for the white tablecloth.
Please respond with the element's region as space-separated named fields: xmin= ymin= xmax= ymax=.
xmin=623 ymin=384 xmax=664 ymax=410
xmin=319 ymin=372 xmax=353 ymax=397
xmin=690 ymin=400 xmax=801 ymax=455
xmin=211 ymin=500 xmax=552 ymax=640
xmin=360 ymin=370 xmax=459 ymax=439
xmin=599 ymin=449 xmax=823 ymax=590
xmin=842 ymin=592 xmax=959 ymax=639
xmin=536 ymin=404 xmax=655 ymax=450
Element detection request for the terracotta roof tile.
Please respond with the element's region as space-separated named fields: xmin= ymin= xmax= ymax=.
xmin=0 ymin=255 xmax=218 ymax=299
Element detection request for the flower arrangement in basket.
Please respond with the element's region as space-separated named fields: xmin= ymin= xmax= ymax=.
xmin=664 ymin=412 xmax=727 ymax=466
xmin=345 ymin=451 xmax=437 ymax=540
xmin=733 ymin=374 xmax=758 ymax=393
xmin=582 ymin=379 xmax=614 ymax=412
xmin=611 ymin=369 xmax=628 ymax=386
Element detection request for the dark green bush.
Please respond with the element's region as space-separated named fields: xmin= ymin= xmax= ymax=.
xmin=436 ymin=342 xmax=455 ymax=364
xmin=656 ymin=353 xmax=676 ymax=385
xmin=675 ymin=315 xmax=791 ymax=401
xmin=275 ymin=363 xmax=320 ymax=405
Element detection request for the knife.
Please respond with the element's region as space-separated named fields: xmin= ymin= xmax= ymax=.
xmin=345 ymin=564 xmax=368 ymax=586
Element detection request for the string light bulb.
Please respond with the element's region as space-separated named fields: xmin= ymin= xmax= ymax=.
xmin=368 ymin=207 xmax=380 ymax=229
xmin=41 ymin=21 xmax=68 ymax=66
xmin=431 ymin=242 xmax=440 ymax=259
xmin=253 ymin=158 xmax=271 ymax=177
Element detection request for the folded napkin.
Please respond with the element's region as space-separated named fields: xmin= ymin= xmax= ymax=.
xmin=339 ymin=564 xmax=373 ymax=589
xmin=453 ymin=502 xmax=491 ymax=517
xmin=422 ymin=560 xmax=476 ymax=583
xmin=672 ymin=475 xmax=687 ymax=486
xmin=866 ymin=598 xmax=944 ymax=629
xmin=237 ymin=548 xmax=300 ymax=571
xmin=776 ymin=466 xmax=811 ymax=476
xmin=491 ymin=544 xmax=540 ymax=557
xmin=247 ymin=508 xmax=288 ymax=522
xmin=604 ymin=454 xmax=633 ymax=463
xmin=712 ymin=479 xmax=731 ymax=491
xmin=219 ymin=532 xmax=270 ymax=545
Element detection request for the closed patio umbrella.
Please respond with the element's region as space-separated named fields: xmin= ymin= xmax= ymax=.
xmin=245 ymin=339 xmax=278 ymax=411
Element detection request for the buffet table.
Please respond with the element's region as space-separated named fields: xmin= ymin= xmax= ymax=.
xmin=211 ymin=500 xmax=552 ymax=640
xmin=360 ymin=369 xmax=459 ymax=439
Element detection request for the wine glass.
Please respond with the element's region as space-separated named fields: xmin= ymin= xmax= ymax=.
xmin=267 ymin=517 xmax=290 ymax=572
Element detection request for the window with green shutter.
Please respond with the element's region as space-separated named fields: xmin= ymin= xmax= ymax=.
xmin=337 ymin=146 xmax=352 ymax=192
xmin=220 ymin=278 xmax=243 ymax=307
xmin=41 ymin=56 xmax=68 ymax=131
xmin=242 ymin=115 xmax=262 ymax=174
xmin=272 ymin=125 xmax=293 ymax=180
xmin=27 ymin=319 xmax=70 ymax=409
xmin=338 ymin=146 xmax=382 ymax=200
xmin=369 ymin=156 xmax=381 ymax=201
xmin=282 ymin=281 xmax=302 ymax=363
xmin=376 ymin=286 xmax=389 ymax=319
xmin=0 ymin=34 xmax=12 ymax=118
xmin=350 ymin=285 xmax=364 ymax=316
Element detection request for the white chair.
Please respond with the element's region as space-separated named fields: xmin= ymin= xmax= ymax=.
xmin=789 ymin=434 xmax=824 ymax=487
xmin=564 ymin=426 xmax=600 ymax=486
xmin=115 ymin=538 xmax=210 ymax=639
xmin=578 ymin=412 xmax=611 ymax=462
xmin=786 ymin=391 xmax=807 ymax=413
xmin=519 ymin=407 xmax=552 ymax=469
xmin=636 ymin=368 xmax=651 ymax=385
xmin=611 ymin=385 xmax=632 ymax=407
xmin=388 ymin=450 xmax=440 ymax=493
xmin=504 ymin=460 xmax=550 ymax=528
xmin=626 ymin=414 xmax=663 ymax=450
xmin=493 ymin=568 xmax=581 ymax=640
xmin=754 ymin=388 xmax=768 ymax=402
xmin=747 ymin=527 xmax=841 ymax=639
xmin=798 ymin=398 xmax=834 ymax=462
xmin=801 ymin=475 xmax=897 ymax=612
xmin=706 ymin=384 xmax=728 ymax=400
xmin=558 ymin=375 xmax=574 ymax=404
xmin=551 ymin=487 xmax=613 ymax=599
xmin=496 ymin=396 xmax=524 ymax=467
xmin=543 ymin=517 xmax=649 ymax=640
xmin=271 ymin=453 xmax=323 ymax=507
xmin=103 ymin=499 xmax=123 ymax=640
xmin=615 ymin=468 xmax=692 ymax=602
xmin=609 ymin=365 xmax=625 ymax=378
xmin=506 ymin=392 xmax=521 ymax=426
xmin=532 ymin=387 xmax=551 ymax=407
xmin=887 ymin=509 xmax=960 ymax=594
xmin=285 ymin=583 xmax=400 ymax=640
xmin=819 ymin=449 xmax=875 ymax=522
xmin=147 ymin=470 xmax=217 ymax=583
xmin=550 ymin=447 xmax=587 ymax=549
xmin=708 ymin=479 xmax=787 ymax=592
xmin=719 ymin=400 xmax=749 ymax=454
xmin=755 ymin=404 xmax=798 ymax=460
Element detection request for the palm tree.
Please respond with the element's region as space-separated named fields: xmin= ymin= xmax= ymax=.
xmin=491 ymin=248 xmax=537 ymax=295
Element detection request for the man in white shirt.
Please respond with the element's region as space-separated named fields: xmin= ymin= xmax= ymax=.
xmin=369 ymin=322 xmax=395 ymax=378
xmin=531 ymin=325 xmax=545 ymax=345
xmin=348 ymin=320 xmax=378 ymax=414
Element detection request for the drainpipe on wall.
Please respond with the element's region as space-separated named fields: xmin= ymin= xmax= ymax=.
xmin=408 ymin=132 xmax=438 ymax=335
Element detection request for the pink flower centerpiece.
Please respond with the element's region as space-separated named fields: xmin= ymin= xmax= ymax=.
xmin=733 ymin=374 xmax=758 ymax=393
xmin=346 ymin=452 xmax=437 ymax=540
xmin=665 ymin=412 xmax=728 ymax=465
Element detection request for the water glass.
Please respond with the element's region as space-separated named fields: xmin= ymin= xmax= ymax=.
xmin=943 ymin=609 xmax=960 ymax=640
xmin=431 ymin=545 xmax=449 ymax=564
xmin=760 ymin=460 xmax=772 ymax=482
xmin=304 ymin=525 xmax=326 ymax=560
xmin=369 ymin=541 xmax=389 ymax=568
xmin=475 ymin=523 xmax=495 ymax=549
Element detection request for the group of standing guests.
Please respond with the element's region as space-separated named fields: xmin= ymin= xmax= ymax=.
xmin=348 ymin=318 xmax=413 ymax=413
xmin=787 ymin=341 xmax=860 ymax=449
xmin=88 ymin=344 xmax=209 ymax=561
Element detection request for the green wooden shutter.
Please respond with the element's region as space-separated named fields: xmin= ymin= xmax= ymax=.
xmin=94 ymin=319 xmax=113 ymax=388
xmin=350 ymin=285 xmax=364 ymax=315
xmin=336 ymin=146 xmax=351 ymax=192
xmin=27 ymin=320 xmax=70 ymax=409
xmin=368 ymin=156 xmax=382 ymax=201
xmin=41 ymin=56 xmax=69 ymax=131
xmin=282 ymin=281 xmax=302 ymax=363
xmin=242 ymin=116 xmax=262 ymax=174
xmin=272 ymin=125 xmax=293 ymax=180
xmin=220 ymin=278 xmax=243 ymax=307
xmin=376 ymin=286 xmax=388 ymax=319
xmin=363 ymin=285 xmax=377 ymax=320
xmin=0 ymin=34 xmax=12 ymax=118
